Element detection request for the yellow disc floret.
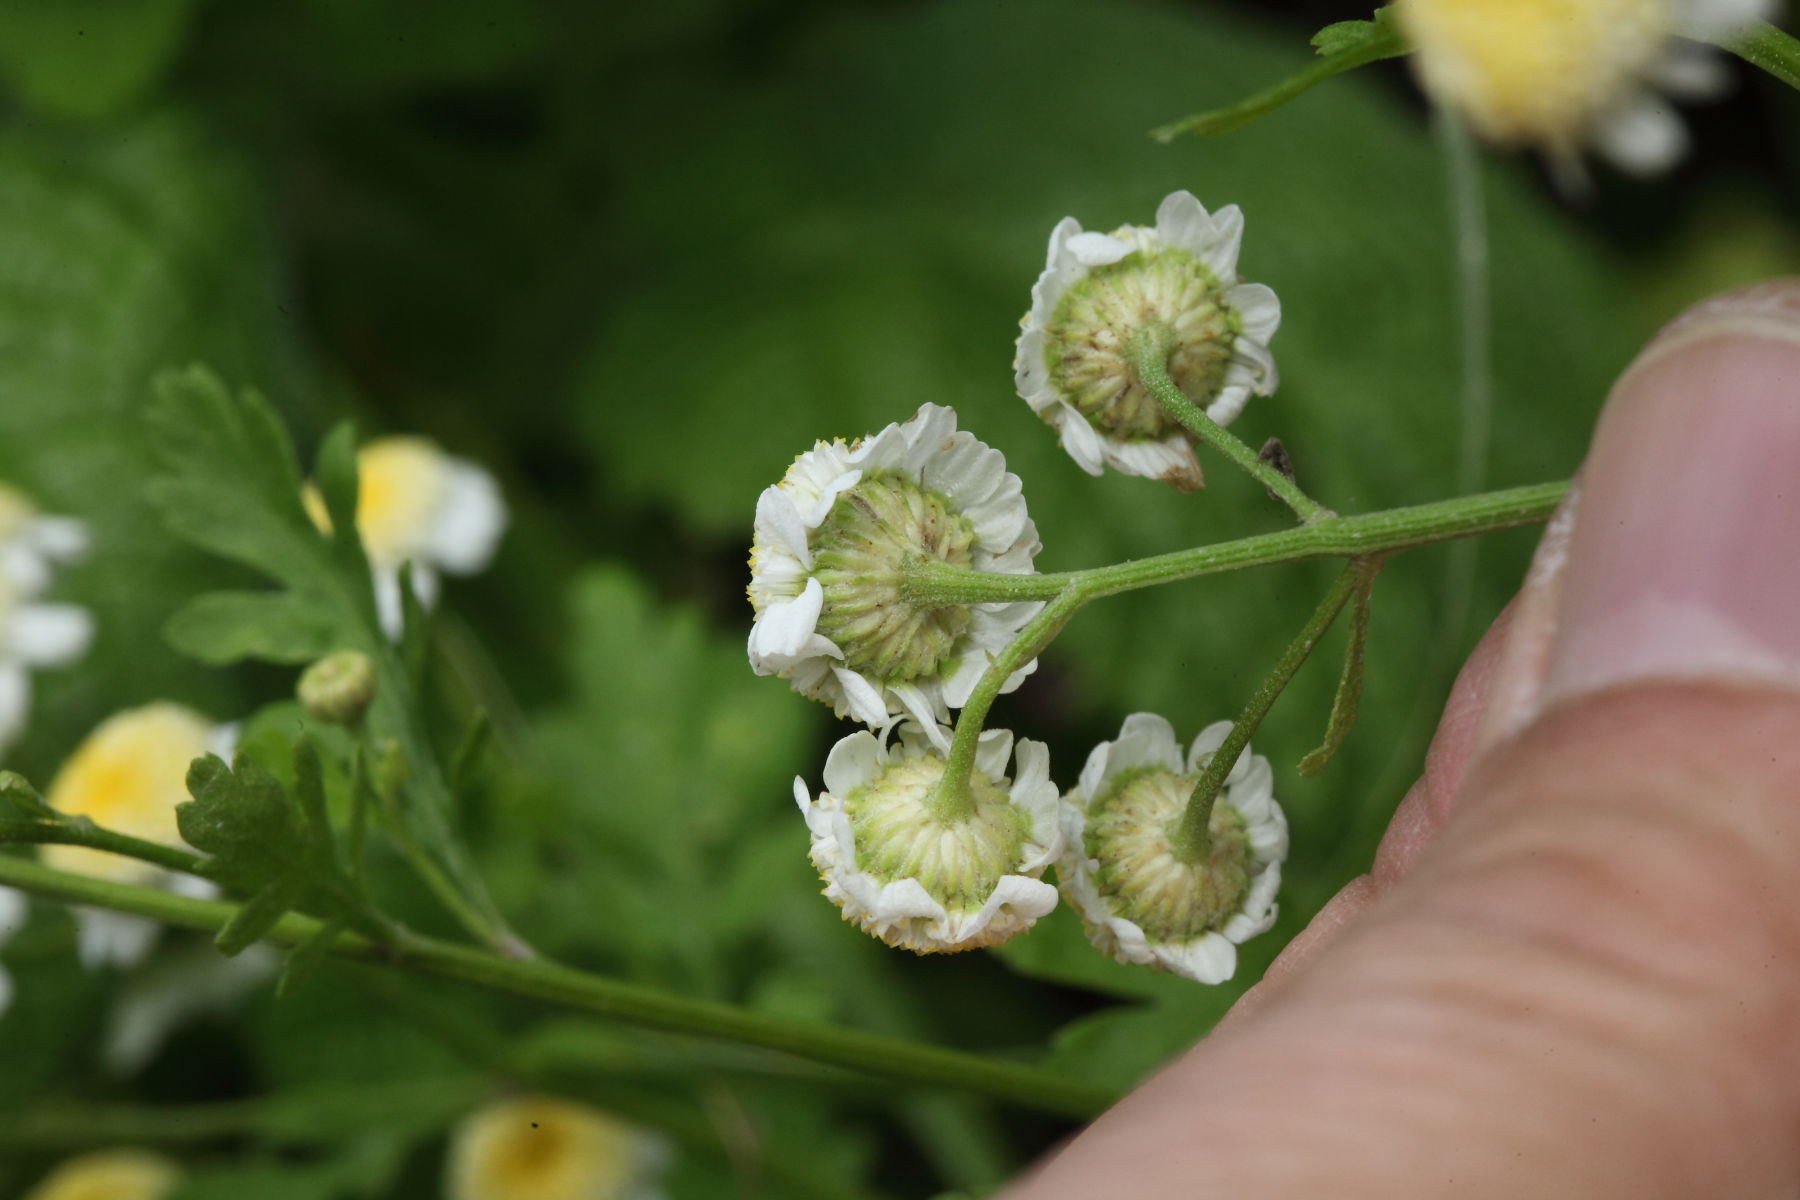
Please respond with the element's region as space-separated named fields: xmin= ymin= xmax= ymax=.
xmin=1397 ymin=0 xmax=1671 ymax=151
xmin=448 ymin=1096 xmax=642 ymax=1200
xmin=41 ymin=704 xmax=216 ymax=883
xmin=22 ymin=1150 xmax=180 ymax=1200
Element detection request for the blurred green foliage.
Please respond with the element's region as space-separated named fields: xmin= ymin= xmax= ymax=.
xmin=0 ymin=0 xmax=1793 ymax=1196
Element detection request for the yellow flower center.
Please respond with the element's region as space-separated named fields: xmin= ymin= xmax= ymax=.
xmin=0 ymin=483 xmax=32 ymax=542
xmin=449 ymin=1097 xmax=638 ymax=1200
xmin=1082 ymin=766 xmax=1253 ymax=944
xmin=303 ymin=436 xmax=449 ymax=567
xmin=22 ymin=1150 xmax=180 ymax=1200
xmin=1397 ymin=0 xmax=1672 ymax=147
xmin=41 ymin=704 xmax=216 ymax=883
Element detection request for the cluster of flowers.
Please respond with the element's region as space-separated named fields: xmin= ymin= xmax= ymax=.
xmin=749 ymin=194 xmax=1289 ymax=982
xmin=0 ymin=438 xmax=504 ymax=1024
xmin=18 ymin=1093 xmax=666 ymax=1200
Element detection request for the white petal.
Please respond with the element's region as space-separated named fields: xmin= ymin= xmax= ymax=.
xmin=25 ymin=516 xmax=90 ymax=564
xmin=754 ymin=486 xmax=814 ymax=569
xmin=1153 ymin=190 xmax=1217 ymax=257
xmin=1042 ymin=215 xmax=1083 ymax=270
xmin=1103 ymin=436 xmax=1203 ymax=489
xmin=1112 ymin=712 xmax=1183 ymax=776
xmin=103 ymin=943 xmax=277 ymax=1074
xmin=0 ymin=663 xmax=27 ymax=755
xmin=1676 ymin=0 xmax=1776 ymax=37
xmin=1199 ymin=204 xmax=1245 ymax=280
xmin=1228 ymin=282 xmax=1281 ymax=343
xmin=7 ymin=603 xmax=93 ymax=667
xmin=1053 ymin=404 xmax=1107 ymax=476
xmin=75 ymin=908 xmax=162 ymax=971
xmin=888 ymin=685 xmax=949 ymax=743
xmin=832 ymin=666 xmax=893 ymax=726
xmin=421 ymin=459 xmax=507 ymax=575
xmin=1592 ymin=93 xmax=1689 ymax=176
xmin=1648 ymin=42 xmax=1731 ymax=96
xmin=972 ymin=727 xmax=1015 ymax=782
xmin=822 ymin=729 xmax=884 ymax=797
xmin=1155 ymin=931 xmax=1239 ymax=984
xmin=1065 ymin=231 xmax=1134 ymax=268
xmin=372 ymin=567 xmax=405 ymax=640
xmin=748 ymin=577 xmax=827 ymax=664
xmin=0 ymin=544 xmax=50 ymax=596
xmin=950 ymin=874 xmax=1058 ymax=943
xmin=1186 ymin=720 xmax=1237 ymax=773
xmin=0 ymin=885 xmax=26 ymax=944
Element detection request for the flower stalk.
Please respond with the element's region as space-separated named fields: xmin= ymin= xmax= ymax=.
xmin=0 ymin=852 xmax=1115 ymax=1119
xmin=1127 ymin=325 xmax=1333 ymax=523
xmin=1172 ymin=561 xmax=1365 ymax=863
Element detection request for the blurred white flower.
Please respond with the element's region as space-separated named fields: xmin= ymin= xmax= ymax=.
xmin=447 ymin=1095 xmax=668 ymax=1200
xmin=1059 ymin=714 xmax=1287 ymax=984
xmin=795 ymin=722 xmax=1060 ymax=953
xmin=0 ymin=584 xmax=93 ymax=766
xmin=20 ymin=1149 xmax=180 ymax=1200
xmin=305 ymin=436 xmax=508 ymax=638
xmin=1015 ymin=191 xmax=1280 ymax=489
xmin=749 ymin=403 xmax=1041 ymax=730
xmin=0 ymin=884 xmax=25 ymax=1019
xmin=1395 ymin=0 xmax=1778 ymax=175
xmin=41 ymin=703 xmax=234 ymax=971
xmin=0 ymin=483 xmax=88 ymax=595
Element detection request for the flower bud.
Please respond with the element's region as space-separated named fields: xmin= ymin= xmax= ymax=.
xmin=1015 ymin=191 xmax=1280 ymax=488
xmin=298 ymin=649 xmax=376 ymax=725
xmin=1059 ymin=714 xmax=1287 ymax=983
xmin=748 ymin=404 xmax=1042 ymax=727
xmin=795 ymin=723 xmax=1061 ymax=953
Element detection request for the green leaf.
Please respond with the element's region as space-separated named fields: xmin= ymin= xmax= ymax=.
xmin=1311 ymin=6 xmax=1399 ymax=57
xmin=0 ymin=0 xmax=200 ymax=119
xmin=215 ymin=868 xmax=309 ymax=957
xmin=163 ymin=591 xmax=340 ymax=666
xmin=178 ymin=754 xmax=305 ymax=887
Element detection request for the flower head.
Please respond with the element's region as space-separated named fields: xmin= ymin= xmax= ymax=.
xmin=304 ymin=436 xmax=508 ymax=638
xmin=748 ymin=404 xmax=1041 ymax=728
xmin=1014 ymin=191 xmax=1280 ymax=489
xmin=447 ymin=1095 xmax=667 ymax=1200
xmin=795 ymin=722 xmax=1061 ymax=953
xmin=41 ymin=703 xmax=233 ymax=969
xmin=21 ymin=1150 xmax=180 ymax=1200
xmin=0 ymin=482 xmax=88 ymax=595
xmin=1059 ymin=714 xmax=1287 ymax=984
xmin=1395 ymin=0 xmax=1776 ymax=175
xmin=0 ymin=573 xmax=93 ymax=760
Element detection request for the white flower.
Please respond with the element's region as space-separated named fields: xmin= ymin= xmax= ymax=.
xmin=0 ymin=483 xmax=88 ymax=596
xmin=748 ymin=403 xmax=1041 ymax=729
xmin=305 ymin=436 xmax=508 ymax=639
xmin=795 ymin=722 xmax=1061 ymax=953
xmin=1014 ymin=191 xmax=1281 ymax=490
xmin=1395 ymin=0 xmax=1777 ymax=176
xmin=40 ymin=703 xmax=235 ymax=970
xmin=0 ymin=574 xmax=94 ymax=761
xmin=1059 ymin=714 xmax=1287 ymax=984
xmin=20 ymin=1150 xmax=181 ymax=1200
xmin=447 ymin=1095 xmax=669 ymax=1200
xmin=0 ymin=884 xmax=25 ymax=1019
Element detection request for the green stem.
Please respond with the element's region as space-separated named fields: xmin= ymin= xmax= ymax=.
xmin=1172 ymin=563 xmax=1364 ymax=862
xmin=1150 ymin=16 xmax=1408 ymax=141
xmin=1718 ymin=21 xmax=1800 ymax=91
xmin=931 ymin=585 xmax=1089 ymax=819
xmin=0 ymin=854 xmax=1114 ymax=1120
xmin=904 ymin=480 xmax=1569 ymax=608
xmin=1128 ymin=327 xmax=1332 ymax=523
xmin=0 ymin=819 xmax=212 ymax=879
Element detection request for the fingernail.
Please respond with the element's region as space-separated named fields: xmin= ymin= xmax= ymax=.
xmin=1470 ymin=479 xmax=1581 ymax=750
xmin=1540 ymin=280 xmax=1800 ymax=705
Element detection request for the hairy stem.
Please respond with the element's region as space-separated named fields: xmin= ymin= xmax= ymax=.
xmin=1127 ymin=326 xmax=1332 ymax=522
xmin=1172 ymin=563 xmax=1364 ymax=862
xmin=0 ymin=854 xmax=1114 ymax=1119
xmin=902 ymin=480 xmax=1569 ymax=608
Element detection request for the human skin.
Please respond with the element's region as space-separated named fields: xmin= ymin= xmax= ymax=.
xmin=1010 ymin=279 xmax=1800 ymax=1198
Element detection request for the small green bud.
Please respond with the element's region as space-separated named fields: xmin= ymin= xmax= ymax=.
xmin=298 ymin=650 xmax=375 ymax=725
